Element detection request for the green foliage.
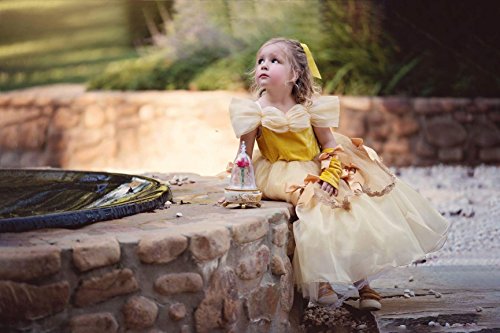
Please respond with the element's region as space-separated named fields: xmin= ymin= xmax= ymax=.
xmin=0 ymin=1 xmax=137 ymax=91
xmin=191 ymin=49 xmax=256 ymax=91
xmin=2 ymin=0 xmax=497 ymax=96
xmin=88 ymin=48 xmax=228 ymax=91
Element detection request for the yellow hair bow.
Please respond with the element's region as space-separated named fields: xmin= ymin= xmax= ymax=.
xmin=300 ymin=43 xmax=322 ymax=79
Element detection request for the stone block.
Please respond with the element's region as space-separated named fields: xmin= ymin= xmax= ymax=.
xmin=416 ymin=138 xmax=437 ymax=158
xmin=0 ymin=108 xmax=38 ymax=127
xmin=370 ymin=123 xmax=391 ymax=140
xmin=168 ymin=303 xmax=187 ymax=321
xmin=0 ymin=280 xmax=69 ymax=322
xmin=53 ymin=107 xmax=81 ymax=129
xmin=0 ymin=124 xmax=19 ymax=149
xmin=84 ymin=105 xmax=106 ymax=128
xmin=470 ymin=121 xmax=500 ymax=148
xmin=189 ymin=227 xmax=230 ymax=261
xmin=236 ymin=245 xmax=270 ymax=280
xmin=383 ymin=139 xmax=410 ymax=154
xmin=34 ymin=95 xmax=53 ymax=107
xmin=474 ymin=98 xmax=500 ymax=112
xmin=438 ymin=147 xmax=463 ymax=162
xmin=0 ymin=151 xmax=20 ymax=167
xmin=488 ymin=110 xmax=500 ymax=123
xmin=74 ymin=269 xmax=139 ymax=307
xmin=18 ymin=117 xmax=50 ymax=149
xmin=138 ymin=233 xmax=188 ymax=264
xmin=271 ymin=223 xmax=288 ymax=247
xmin=340 ymin=96 xmax=371 ymax=112
xmin=20 ymin=151 xmax=47 ymax=167
xmin=0 ymin=245 xmax=61 ymax=281
xmin=338 ymin=109 xmax=366 ymax=137
xmin=154 ymin=273 xmax=203 ymax=295
xmin=194 ymin=267 xmax=240 ymax=333
xmin=373 ymin=96 xmax=412 ymax=115
xmin=270 ymin=254 xmax=286 ymax=276
xmin=246 ymin=283 xmax=280 ymax=321
xmin=414 ymin=97 xmax=469 ymax=114
xmin=122 ymin=296 xmax=158 ymax=329
xmin=479 ymin=147 xmax=500 ymax=162
xmin=393 ymin=116 xmax=420 ymax=136
xmin=72 ymin=237 xmax=121 ymax=272
xmin=424 ymin=117 xmax=467 ymax=147
xmin=10 ymin=94 xmax=34 ymax=107
xmin=453 ymin=111 xmax=474 ymax=123
xmin=70 ymin=312 xmax=118 ymax=333
xmin=280 ymin=259 xmax=294 ymax=313
xmin=0 ymin=94 xmax=11 ymax=106
xmin=232 ymin=217 xmax=268 ymax=244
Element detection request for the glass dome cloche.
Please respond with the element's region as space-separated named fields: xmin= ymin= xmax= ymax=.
xmin=223 ymin=142 xmax=262 ymax=208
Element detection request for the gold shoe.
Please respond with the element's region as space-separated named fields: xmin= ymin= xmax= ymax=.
xmin=359 ymin=285 xmax=382 ymax=311
xmin=318 ymin=282 xmax=338 ymax=305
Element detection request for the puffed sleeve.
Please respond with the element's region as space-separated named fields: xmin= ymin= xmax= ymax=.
xmin=309 ymin=95 xmax=340 ymax=128
xmin=229 ymin=98 xmax=262 ymax=138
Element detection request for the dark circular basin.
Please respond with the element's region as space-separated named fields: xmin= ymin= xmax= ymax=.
xmin=0 ymin=169 xmax=171 ymax=232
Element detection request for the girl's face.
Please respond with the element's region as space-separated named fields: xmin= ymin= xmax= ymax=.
xmin=255 ymin=43 xmax=294 ymax=91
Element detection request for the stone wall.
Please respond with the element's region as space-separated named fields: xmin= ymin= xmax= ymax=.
xmin=0 ymin=85 xmax=499 ymax=175
xmin=0 ymin=174 xmax=298 ymax=332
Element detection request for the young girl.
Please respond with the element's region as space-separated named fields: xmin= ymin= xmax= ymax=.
xmin=228 ymin=37 xmax=449 ymax=310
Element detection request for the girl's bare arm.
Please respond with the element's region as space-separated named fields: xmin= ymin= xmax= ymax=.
xmin=239 ymin=127 xmax=258 ymax=158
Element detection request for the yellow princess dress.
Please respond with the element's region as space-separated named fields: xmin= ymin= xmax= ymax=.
xmin=229 ymin=96 xmax=450 ymax=302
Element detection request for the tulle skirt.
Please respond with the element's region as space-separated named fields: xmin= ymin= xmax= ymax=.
xmin=253 ymin=133 xmax=450 ymax=302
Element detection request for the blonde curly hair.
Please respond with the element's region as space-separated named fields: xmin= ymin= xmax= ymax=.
xmin=250 ymin=37 xmax=321 ymax=106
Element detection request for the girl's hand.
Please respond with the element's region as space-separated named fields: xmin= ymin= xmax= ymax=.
xmin=320 ymin=180 xmax=338 ymax=196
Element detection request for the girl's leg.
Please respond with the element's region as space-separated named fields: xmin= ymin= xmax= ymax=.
xmin=317 ymin=282 xmax=338 ymax=304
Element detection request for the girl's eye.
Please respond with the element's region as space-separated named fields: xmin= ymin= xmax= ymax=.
xmin=257 ymin=59 xmax=264 ymax=64
xmin=272 ymin=59 xmax=279 ymax=63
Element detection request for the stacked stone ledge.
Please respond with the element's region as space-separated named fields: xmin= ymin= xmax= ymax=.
xmin=0 ymin=205 xmax=297 ymax=333
xmin=0 ymin=86 xmax=499 ymax=172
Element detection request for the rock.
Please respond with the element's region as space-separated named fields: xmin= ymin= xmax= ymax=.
xmin=479 ymin=147 xmax=500 ymax=162
xmin=18 ymin=117 xmax=50 ymax=149
xmin=176 ymin=212 xmax=183 ymax=217
xmin=393 ymin=117 xmax=420 ymax=136
xmin=232 ymin=217 xmax=268 ymax=244
xmin=280 ymin=258 xmax=294 ymax=313
xmin=271 ymin=254 xmax=286 ymax=276
xmin=0 ymin=245 xmax=61 ymax=282
xmin=70 ymin=312 xmax=118 ymax=333
xmin=169 ymin=303 xmax=187 ymax=321
xmin=415 ymin=138 xmax=437 ymax=158
xmin=236 ymin=245 xmax=270 ymax=280
xmin=373 ymin=96 xmax=412 ymax=115
xmin=438 ymin=147 xmax=463 ymax=162
xmin=122 ymin=296 xmax=158 ymax=329
xmin=271 ymin=223 xmax=288 ymax=247
xmin=470 ymin=121 xmax=500 ymax=147
xmin=53 ymin=107 xmax=81 ymax=129
xmin=84 ymin=105 xmax=106 ymax=128
xmin=194 ymin=267 xmax=240 ymax=333
xmin=424 ymin=117 xmax=467 ymax=147
xmin=72 ymin=237 xmax=120 ymax=272
xmin=190 ymin=227 xmax=231 ymax=261
xmin=246 ymin=283 xmax=280 ymax=321
xmin=383 ymin=139 xmax=410 ymax=154
xmin=74 ymin=269 xmax=139 ymax=307
xmin=137 ymin=233 xmax=188 ymax=264
xmin=154 ymin=272 xmax=203 ymax=295
xmin=0 ymin=280 xmax=70 ymax=322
